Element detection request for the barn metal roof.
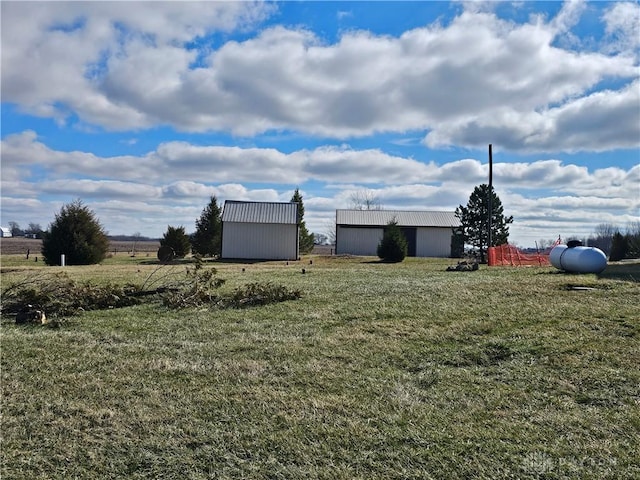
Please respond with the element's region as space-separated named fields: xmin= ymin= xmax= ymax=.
xmin=336 ymin=209 xmax=460 ymax=228
xmin=222 ymin=201 xmax=298 ymax=224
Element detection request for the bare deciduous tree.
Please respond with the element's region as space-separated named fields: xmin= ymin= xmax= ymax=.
xmin=588 ymin=223 xmax=618 ymax=255
xmin=324 ymin=220 xmax=336 ymax=245
xmin=350 ymin=190 xmax=382 ymax=210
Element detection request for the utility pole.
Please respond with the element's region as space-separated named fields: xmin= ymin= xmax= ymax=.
xmin=488 ymin=144 xmax=493 ymax=250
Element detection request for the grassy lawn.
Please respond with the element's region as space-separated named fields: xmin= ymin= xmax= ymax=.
xmin=1 ymin=255 xmax=639 ymax=479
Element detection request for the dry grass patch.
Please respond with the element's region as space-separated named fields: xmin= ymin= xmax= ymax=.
xmin=2 ymin=256 xmax=639 ymax=479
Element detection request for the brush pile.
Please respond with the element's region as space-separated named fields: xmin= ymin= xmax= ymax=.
xmin=446 ymin=259 xmax=479 ymax=272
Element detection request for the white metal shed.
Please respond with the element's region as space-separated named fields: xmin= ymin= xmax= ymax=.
xmin=335 ymin=209 xmax=461 ymax=258
xmin=221 ymin=201 xmax=299 ymax=260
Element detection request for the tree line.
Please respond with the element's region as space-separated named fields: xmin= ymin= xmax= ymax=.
xmin=17 ymin=183 xmax=637 ymax=266
xmin=536 ymin=222 xmax=640 ymax=261
xmin=583 ymin=223 xmax=640 ymax=261
xmin=6 ymin=222 xmax=44 ymax=238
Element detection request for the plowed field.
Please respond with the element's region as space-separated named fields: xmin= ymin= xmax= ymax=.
xmin=0 ymin=237 xmax=160 ymax=256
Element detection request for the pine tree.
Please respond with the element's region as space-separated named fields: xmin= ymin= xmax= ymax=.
xmin=628 ymin=223 xmax=640 ymax=258
xmin=291 ymin=188 xmax=315 ymax=254
xmin=161 ymin=225 xmax=191 ymax=258
xmin=609 ymin=231 xmax=629 ymax=261
xmin=41 ymin=199 xmax=109 ymax=266
xmin=191 ymin=196 xmax=222 ymax=257
xmin=455 ymin=184 xmax=513 ymax=263
xmin=377 ymin=220 xmax=408 ymax=262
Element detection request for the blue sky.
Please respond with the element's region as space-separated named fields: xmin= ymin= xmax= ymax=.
xmin=1 ymin=0 xmax=638 ymax=246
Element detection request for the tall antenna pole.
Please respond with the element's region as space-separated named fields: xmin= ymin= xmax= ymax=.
xmin=488 ymin=144 xmax=493 ymax=250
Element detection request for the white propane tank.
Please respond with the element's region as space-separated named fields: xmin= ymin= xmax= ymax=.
xmin=549 ymin=242 xmax=607 ymax=274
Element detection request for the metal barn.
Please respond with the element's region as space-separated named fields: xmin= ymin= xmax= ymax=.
xmin=335 ymin=209 xmax=461 ymax=258
xmin=221 ymin=201 xmax=299 ymax=260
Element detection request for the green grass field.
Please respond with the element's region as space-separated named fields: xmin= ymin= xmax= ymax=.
xmin=1 ymin=254 xmax=639 ymax=479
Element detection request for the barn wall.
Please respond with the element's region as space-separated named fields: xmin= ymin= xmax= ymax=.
xmin=336 ymin=226 xmax=383 ymax=256
xmin=336 ymin=225 xmax=453 ymax=257
xmin=416 ymin=227 xmax=452 ymax=257
xmin=222 ymin=223 xmax=298 ymax=260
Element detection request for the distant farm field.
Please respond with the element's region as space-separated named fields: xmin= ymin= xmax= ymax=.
xmin=1 ymin=253 xmax=639 ymax=479
xmin=0 ymin=237 xmax=161 ymax=257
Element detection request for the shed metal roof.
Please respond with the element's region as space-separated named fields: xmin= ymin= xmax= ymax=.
xmin=222 ymin=201 xmax=298 ymax=224
xmin=336 ymin=209 xmax=460 ymax=228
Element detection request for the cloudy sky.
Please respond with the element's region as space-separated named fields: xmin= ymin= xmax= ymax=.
xmin=1 ymin=0 xmax=638 ymax=246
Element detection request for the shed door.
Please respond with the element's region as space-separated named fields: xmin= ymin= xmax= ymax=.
xmin=401 ymin=227 xmax=417 ymax=257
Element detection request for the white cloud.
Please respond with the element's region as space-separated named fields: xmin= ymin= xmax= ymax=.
xmin=2 ymin=3 xmax=637 ymax=152
xmin=602 ymin=1 xmax=640 ymax=56
xmin=2 ymin=133 xmax=636 ymax=244
xmin=0 ymin=196 xmax=54 ymax=233
xmin=0 ymin=130 xmax=157 ymax=181
xmin=4 ymin=133 xmax=636 ymax=199
xmin=0 ymin=132 xmax=434 ymax=185
xmin=303 ymin=145 xmax=436 ymax=184
xmin=1 ymin=1 xmax=272 ymax=128
xmin=550 ymin=0 xmax=587 ymax=37
xmin=43 ymin=179 xmax=161 ymax=199
xmin=539 ymin=80 xmax=640 ymax=152
xmin=1 ymin=3 xmax=638 ymax=245
xmin=161 ymin=181 xmax=218 ymax=200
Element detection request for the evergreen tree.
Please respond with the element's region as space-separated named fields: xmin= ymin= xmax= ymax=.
xmin=41 ymin=199 xmax=109 ymax=266
xmin=450 ymin=228 xmax=465 ymax=258
xmin=191 ymin=196 xmax=222 ymax=257
xmin=609 ymin=231 xmax=629 ymax=261
xmin=291 ymin=188 xmax=315 ymax=254
xmin=455 ymin=184 xmax=513 ymax=263
xmin=626 ymin=222 xmax=640 ymax=258
xmin=377 ymin=220 xmax=408 ymax=262
xmin=161 ymin=225 xmax=191 ymax=258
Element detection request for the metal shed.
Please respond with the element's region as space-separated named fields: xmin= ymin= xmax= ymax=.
xmin=335 ymin=209 xmax=461 ymax=258
xmin=221 ymin=201 xmax=299 ymax=260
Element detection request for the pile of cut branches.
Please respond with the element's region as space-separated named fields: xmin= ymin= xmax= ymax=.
xmin=2 ymin=264 xmax=301 ymax=322
xmin=1 ymin=272 xmax=141 ymax=317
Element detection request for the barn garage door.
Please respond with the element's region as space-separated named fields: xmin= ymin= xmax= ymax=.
xmin=400 ymin=227 xmax=417 ymax=257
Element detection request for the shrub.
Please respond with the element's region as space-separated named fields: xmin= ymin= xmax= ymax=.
xmin=377 ymin=220 xmax=408 ymax=263
xmin=609 ymin=232 xmax=629 ymax=261
xmin=41 ymin=200 xmax=109 ymax=266
xmin=161 ymin=225 xmax=191 ymax=258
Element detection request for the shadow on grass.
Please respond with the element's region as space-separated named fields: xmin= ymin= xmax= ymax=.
xmin=598 ymin=260 xmax=640 ymax=282
xmin=538 ymin=260 xmax=639 ymax=283
xmin=138 ymin=258 xmax=195 ymax=266
xmin=138 ymin=257 xmax=303 ymax=266
xmin=362 ymin=259 xmax=406 ymax=264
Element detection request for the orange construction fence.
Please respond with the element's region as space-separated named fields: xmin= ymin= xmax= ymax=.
xmin=488 ymin=244 xmax=552 ymax=267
